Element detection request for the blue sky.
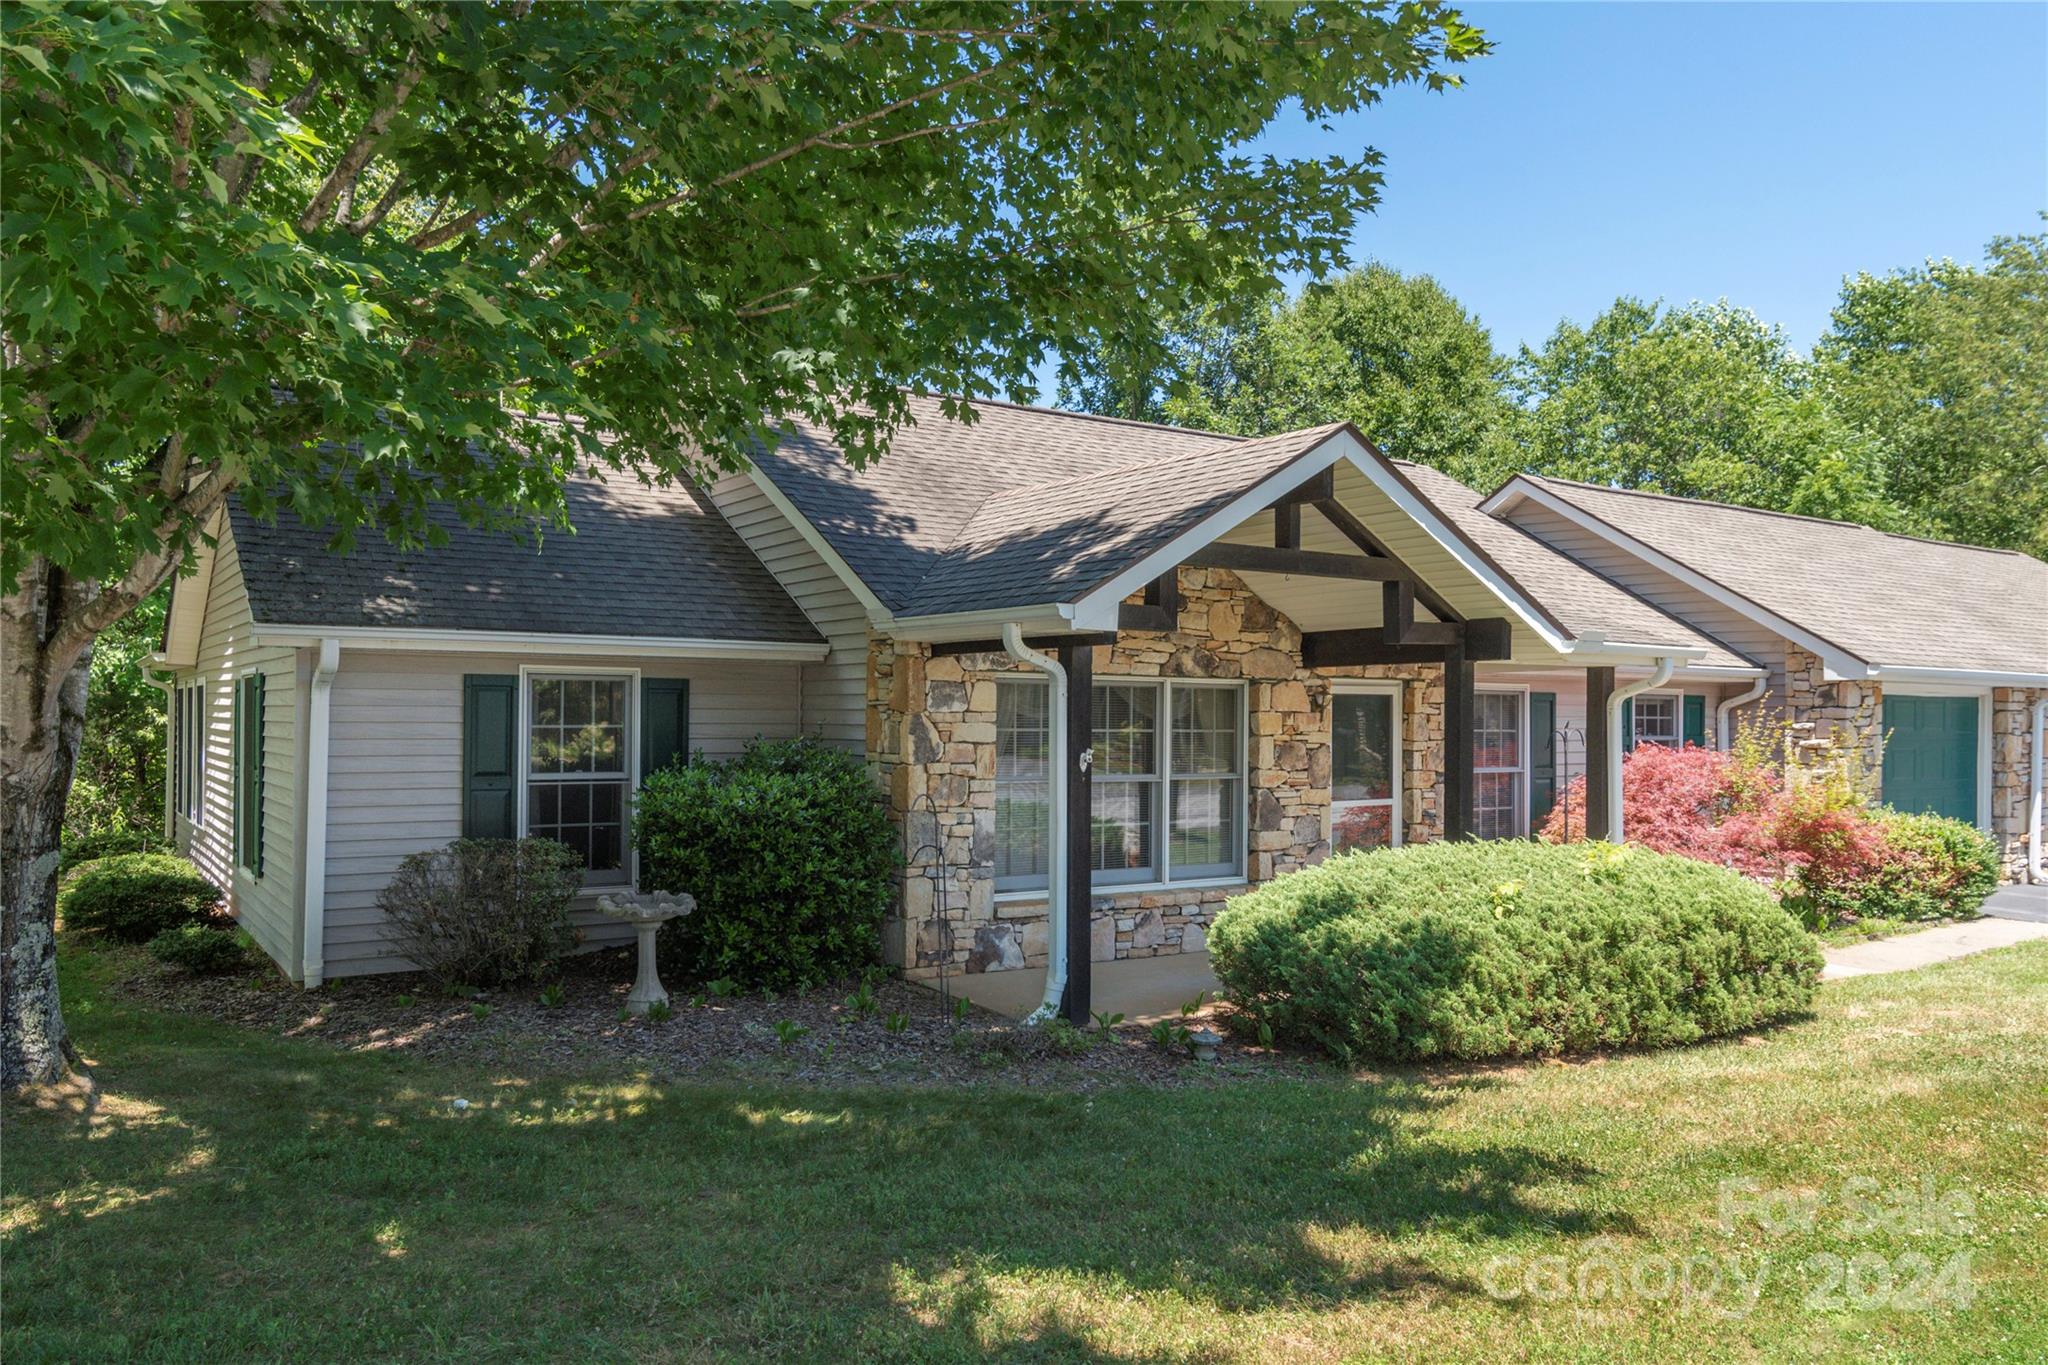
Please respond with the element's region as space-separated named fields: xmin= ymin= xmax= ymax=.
xmin=1040 ymin=1 xmax=2046 ymax=395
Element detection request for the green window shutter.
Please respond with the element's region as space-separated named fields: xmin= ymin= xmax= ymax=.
xmin=640 ymin=678 xmax=690 ymax=779
xmin=231 ymin=682 xmax=241 ymax=866
xmin=1621 ymin=698 xmax=1635 ymax=753
xmin=236 ymin=674 xmax=265 ymax=876
xmin=1529 ymin=692 xmax=1558 ymax=829
xmin=1682 ymin=694 xmax=1707 ymax=748
xmin=463 ymin=674 xmax=519 ymax=839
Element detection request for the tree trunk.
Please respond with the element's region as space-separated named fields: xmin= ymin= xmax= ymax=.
xmin=3 ymin=558 xmax=95 ymax=1091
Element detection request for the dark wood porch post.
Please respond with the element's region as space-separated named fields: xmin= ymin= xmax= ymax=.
xmin=1585 ymin=666 xmax=1615 ymax=841
xmin=1443 ymin=640 xmax=1475 ymax=839
xmin=1060 ymin=640 xmax=1093 ymax=1025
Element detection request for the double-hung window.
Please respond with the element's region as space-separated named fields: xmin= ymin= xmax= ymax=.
xmin=1631 ymin=694 xmax=1680 ymax=748
xmin=992 ymin=677 xmax=1245 ymax=893
xmin=1472 ymin=689 xmax=1526 ymax=841
xmin=525 ymin=673 xmax=631 ymax=883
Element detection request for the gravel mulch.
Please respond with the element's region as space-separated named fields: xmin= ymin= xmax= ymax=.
xmin=111 ymin=944 xmax=1320 ymax=1090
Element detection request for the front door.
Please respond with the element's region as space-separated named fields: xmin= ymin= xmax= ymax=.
xmin=1331 ymin=684 xmax=1402 ymax=853
xmin=1881 ymin=694 xmax=1979 ymax=823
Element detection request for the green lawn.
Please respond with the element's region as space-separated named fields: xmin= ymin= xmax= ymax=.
xmin=7 ymin=944 xmax=2047 ymax=1363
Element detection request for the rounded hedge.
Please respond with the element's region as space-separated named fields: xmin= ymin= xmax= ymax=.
xmin=60 ymin=853 xmax=223 ymax=942
xmin=1210 ymin=840 xmax=1822 ymax=1062
xmin=1802 ymin=809 xmax=2000 ymax=924
xmin=146 ymin=923 xmax=253 ymax=975
xmin=636 ymin=737 xmax=899 ymax=992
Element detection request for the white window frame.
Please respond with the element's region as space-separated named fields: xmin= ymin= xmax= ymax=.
xmin=1328 ymin=680 xmax=1404 ymax=852
xmin=1473 ymin=685 xmax=1530 ymax=840
xmin=1630 ymin=690 xmax=1683 ymax=749
xmin=993 ymin=675 xmax=1248 ymax=900
xmin=516 ymin=665 xmax=641 ymax=889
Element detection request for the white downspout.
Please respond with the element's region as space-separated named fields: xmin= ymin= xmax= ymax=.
xmin=1605 ymin=657 xmax=1677 ymax=843
xmin=2029 ymin=697 xmax=2047 ymax=884
xmin=301 ymin=639 xmax=341 ymax=987
xmin=1716 ymin=676 xmax=1768 ymax=752
xmin=1002 ymin=624 xmax=1068 ymax=1024
xmin=141 ymin=663 xmax=177 ymax=842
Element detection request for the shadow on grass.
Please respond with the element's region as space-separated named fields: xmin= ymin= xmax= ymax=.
xmin=3 ymin=955 xmax=1638 ymax=1360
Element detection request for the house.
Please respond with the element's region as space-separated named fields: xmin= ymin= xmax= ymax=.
xmin=154 ymin=395 xmax=2048 ymax=1017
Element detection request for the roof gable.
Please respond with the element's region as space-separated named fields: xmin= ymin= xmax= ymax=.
xmin=1490 ymin=476 xmax=2048 ymax=679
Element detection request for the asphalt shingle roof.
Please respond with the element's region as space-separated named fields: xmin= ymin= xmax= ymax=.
xmin=1396 ymin=463 xmax=1758 ymax=668
xmin=754 ymin=394 xmax=1250 ymax=615
xmin=228 ymin=472 xmax=822 ymax=644
xmin=1521 ymin=477 xmax=2048 ymax=675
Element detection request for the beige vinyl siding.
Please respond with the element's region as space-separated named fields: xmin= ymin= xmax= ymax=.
xmin=320 ymin=649 xmax=803 ymax=978
xmin=706 ymin=471 xmax=870 ymax=747
xmin=175 ymin=528 xmax=301 ymax=978
xmin=1501 ymin=502 xmax=1786 ymax=694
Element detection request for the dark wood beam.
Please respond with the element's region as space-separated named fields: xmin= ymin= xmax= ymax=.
xmin=1059 ymin=640 xmax=1094 ymax=1027
xmin=1142 ymin=570 xmax=1180 ymax=615
xmin=1444 ymin=640 xmax=1475 ymax=840
xmin=1266 ymin=467 xmax=1334 ymax=509
xmin=1462 ymin=617 xmax=1514 ymax=661
xmin=1381 ymin=580 xmax=1414 ymax=645
xmin=1301 ymin=631 xmax=1450 ymax=668
xmin=1585 ymin=666 xmax=1615 ymax=841
xmin=1311 ymin=497 xmax=1464 ymax=624
xmin=928 ymin=632 xmax=1116 ymax=659
xmin=1274 ymin=502 xmax=1301 ymax=550
xmin=1117 ymin=603 xmax=1173 ymax=632
xmin=1185 ymin=543 xmax=1408 ymax=582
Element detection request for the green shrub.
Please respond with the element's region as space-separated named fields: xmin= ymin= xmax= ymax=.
xmin=1209 ymin=840 xmax=1822 ymax=1062
xmin=59 ymin=853 xmax=222 ymax=942
xmin=636 ymin=737 xmax=899 ymax=992
xmin=377 ymin=838 xmax=581 ymax=988
xmin=1801 ymin=810 xmax=2000 ymax=924
xmin=146 ymin=923 xmax=252 ymax=974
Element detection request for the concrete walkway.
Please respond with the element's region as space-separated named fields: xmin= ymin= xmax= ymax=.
xmin=1821 ymin=916 xmax=2048 ymax=979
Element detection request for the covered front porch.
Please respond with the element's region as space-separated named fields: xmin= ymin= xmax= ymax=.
xmin=878 ymin=430 xmax=1761 ymax=1028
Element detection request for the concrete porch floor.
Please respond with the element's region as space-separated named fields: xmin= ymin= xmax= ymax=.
xmin=912 ymin=953 xmax=1224 ymax=1024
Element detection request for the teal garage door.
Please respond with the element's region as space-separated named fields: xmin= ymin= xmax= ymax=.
xmin=1881 ymin=695 xmax=1979 ymax=822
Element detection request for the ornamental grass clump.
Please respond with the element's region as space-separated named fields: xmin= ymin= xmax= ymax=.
xmin=1209 ymin=839 xmax=1821 ymax=1063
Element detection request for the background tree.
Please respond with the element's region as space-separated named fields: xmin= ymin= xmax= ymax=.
xmin=1061 ymin=263 xmax=1519 ymax=488
xmin=62 ymin=589 xmax=170 ymax=868
xmin=0 ymin=0 xmax=1488 ymax=1087
xmin=1507 ymin=299 xmax=1895 ymax=521
xmin=1816 ymin=226 xmax=2048 ymax=557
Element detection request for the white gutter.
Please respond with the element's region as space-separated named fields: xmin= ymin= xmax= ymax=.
xmin=246 ymin=625 xmax=828 ymax=662
xmin=1002 ymin=624 xmax=1068 ymax=1024
xmin=2030 ymin=697 xmax=2048 ymax=885
xmin=140 ymin=662 xmax=176 ymax=841
xmin=1605 ymin=656 xmax=1678 ymax=842
xmin=1868 ymin=666 xmax=2048 ymax=689
xmin=301 ymin=639 xmax=341 ymax=987
xmin=1715 ymin=676 xmax=1769 ymax=752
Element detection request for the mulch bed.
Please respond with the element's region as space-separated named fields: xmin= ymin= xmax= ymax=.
xmin=111 ymin=944 xmax=1319 ymax=1090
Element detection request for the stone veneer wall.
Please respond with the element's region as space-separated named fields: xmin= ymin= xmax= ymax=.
xmin=1781 ymin=654 xmax=2045 ymax=883
xmin=1992 ymin=687 xmax=2046 ymax=882
xmin=1783 ymin=644 xmax=1883 ymax=779
xmin=870 ymin=568 xmax=1448 ymax=978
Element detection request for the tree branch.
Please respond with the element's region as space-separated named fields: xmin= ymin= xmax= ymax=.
xmin=297 ymin=51 xmax=431 ymax=234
